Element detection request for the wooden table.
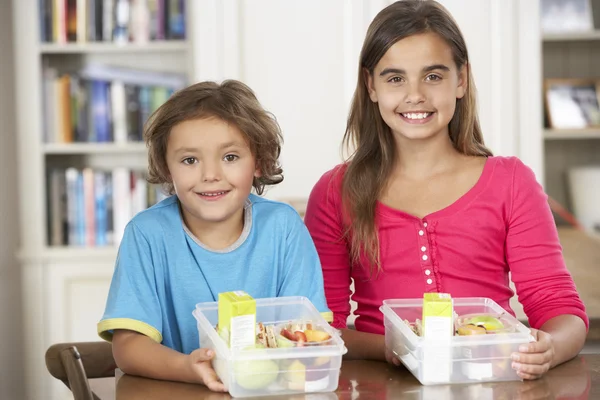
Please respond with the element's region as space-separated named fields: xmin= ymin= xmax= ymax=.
xmin=90 ymin=354 xmax=597 ymax=399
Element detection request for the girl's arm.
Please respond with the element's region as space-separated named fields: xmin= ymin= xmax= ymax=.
xmin=112 ymin=330 xmax=226 ymax=391
xmin=337 ymin=328 xmax=388 ymax=361
xmin=541 ymin=315 xmax=587 ymax=368
xmin=506 ymin=159 xmax=588 ymax=376
xmin=304 ymin=168 xmax=354 ymax=337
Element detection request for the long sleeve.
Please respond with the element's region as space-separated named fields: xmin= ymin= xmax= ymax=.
xmin=506 ymin=159 xmax=588 ymax=330
xmin=304 ymin=167 xmax=353 ymax=329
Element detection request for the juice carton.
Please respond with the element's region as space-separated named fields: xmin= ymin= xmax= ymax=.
xmin=218 ymin=291 xmax=256 ymax=349
xmin=422 ymin=293 xmax=454 ymax=340
xmin=422 ymin=293 xmax=453 ymax=382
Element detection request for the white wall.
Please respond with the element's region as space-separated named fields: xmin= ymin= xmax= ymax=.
xmin=0 ymin=0 xmax=24 ymax=398
xmin=192 ymin=0 xmax=541 ymax=200
xmin=238 ymin=1 xmax=349 ymax=199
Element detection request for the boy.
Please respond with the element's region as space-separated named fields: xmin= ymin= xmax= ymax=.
xmin=97 ymin=80 xmax=332 ymax=392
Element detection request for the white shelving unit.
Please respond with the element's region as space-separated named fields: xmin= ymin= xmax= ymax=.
xmin=543 ymin=30 xmax=600 ymax=42
xmin=10 ymin=1 xmax=213 ymax=399
xmin=544 ymin=129 xmax=600 ymax=141
xmin=541 ymin=8 xmax=600 ymax=222
xmin=42 ymin=142 xmax=148 ymax=154
xmin=39 ymin=40 xmax=189 ymax=54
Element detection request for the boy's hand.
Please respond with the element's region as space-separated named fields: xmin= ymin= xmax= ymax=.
xmin=188 ymin=348 xmax=227 ymax=392
xmin=511 ymin=328 xmax=555 ymax=380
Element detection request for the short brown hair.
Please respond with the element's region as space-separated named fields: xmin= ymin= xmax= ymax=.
xmin=145 ymin=80 xmax=284 ymax=195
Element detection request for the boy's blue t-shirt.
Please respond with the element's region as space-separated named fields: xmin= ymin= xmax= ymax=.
xmin=98 ymin=194 xmax=332 ymax=354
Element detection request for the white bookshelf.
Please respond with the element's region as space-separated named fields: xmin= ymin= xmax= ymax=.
xmin=43 ymin=142 xmax=147 ymax=154
xmin=39 ymin=40 xmax=189 ymax=54
xmin=541 ymin=0 xmax=600 ymax=224
xmin=17 ymin=246 xmax=119 ymax=263
xmin=544 ymin=129 xmax=600 ymax=140
xmin=11 ymin=1 xmax=212 ymax=399
xmin=543 ymin=30 xmax=600 ymax=42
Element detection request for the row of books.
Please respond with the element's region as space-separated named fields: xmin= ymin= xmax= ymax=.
xmin=43 ymin=64 xmax=186 ymax=143
xmin=40 ymin=0 xmax=186 ymax=44
xmin=47 ymin=167 xmax=168 ymax=247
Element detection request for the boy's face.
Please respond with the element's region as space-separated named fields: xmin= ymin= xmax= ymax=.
xmin=365 ymin=32 xmax=467 ymax=143
xmin=166 ymin=117 xmax=259 ymax=234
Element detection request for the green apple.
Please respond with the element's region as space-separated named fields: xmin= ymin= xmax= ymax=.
xmin=465 ymin=315 xmax=504 ymax=331
xmin=233 ymin=344 xmax=280 ymax=390
xmin=276 ymin=334 xmax=295 ymax=348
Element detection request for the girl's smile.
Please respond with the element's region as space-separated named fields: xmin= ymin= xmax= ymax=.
xmin=366 ymin=32 xmax=467 ymax=142
xmin=398 ymin=111 xmax=436 ymax=124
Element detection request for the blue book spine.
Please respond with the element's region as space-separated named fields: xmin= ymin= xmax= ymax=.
xmin=76 ymin=172 xmax=86 ymax=246
xmin=92 ymin=80 xmax=110 ymax=142
xmin=94 ymin=172 xmax=107 ymax=246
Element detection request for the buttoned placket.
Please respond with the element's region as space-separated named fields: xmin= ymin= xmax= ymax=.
xmin=418 ymin=221 xmax=434 ymax=289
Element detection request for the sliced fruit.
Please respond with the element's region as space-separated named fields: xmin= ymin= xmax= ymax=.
xmin=313 ymin=356 xmax=331 ymax=367
xmin=283 ymin=359 xmax=306 ymax=384
xmin=280 ymin=328 xmax=296 ymax=342
xmin=305 ymin=329 xmax=331 ymax=342
xmin=294 ymin=330 xmax=307 ymax=344
xmin=276 ymin=334 xmax=295 ymax=348
xmin=457 ymin=324 xmax=486 ymax=336
xmin=465 ymin=315 xmax=504 ymax=331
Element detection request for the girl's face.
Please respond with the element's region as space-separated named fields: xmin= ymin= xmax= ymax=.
xmin=366 ymin=32 xmax=467 ymax=143
xmin=166 ymin=117 xmax=259 ymax=234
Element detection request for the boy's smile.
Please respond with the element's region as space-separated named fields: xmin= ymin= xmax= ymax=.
xmin=166 ymin=117 xmax=260 ymax=248
xmin=195 ymin=190 xmax=230 ymax=201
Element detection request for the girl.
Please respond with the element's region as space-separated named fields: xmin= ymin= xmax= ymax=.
xmin=304 ymin=0 xmax=588 ymax=380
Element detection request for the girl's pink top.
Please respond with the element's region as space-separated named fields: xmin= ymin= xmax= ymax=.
xmin=304 ymin=156 xmax=588 ymax=334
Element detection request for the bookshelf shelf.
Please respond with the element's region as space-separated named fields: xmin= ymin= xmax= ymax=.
xmin=542 ymin=30 xmax=600 ymax=42
xmin=39 ymin=41 xmax=189 ymax=54
xmin=17 ymin=246 xmax=118 ymax=263
xmin=14 ymin=0 xmax=208 ymax=398
xmin=544 ymin=129 xmax=600 ymax=140
xmin=43 ymin=142 xmax=147 ymax=154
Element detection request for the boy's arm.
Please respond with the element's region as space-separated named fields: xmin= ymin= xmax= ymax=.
xmin=98 ymin=222 xmax=225 ymax=391
xmin=112 ymin=330 xmax=225 ymax=391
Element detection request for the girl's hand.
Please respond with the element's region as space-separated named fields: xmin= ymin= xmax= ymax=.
xmin=511 ymin=328 xmax=555 ymax=380
xmin=385 ymin=347 xmax=402 ymax=366
xmin=188 ymin=348 xmax=227 ymax=392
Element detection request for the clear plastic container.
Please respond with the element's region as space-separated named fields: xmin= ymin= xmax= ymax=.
xmin=380 ymin=297 xmax=534 ymax=385
xmin=193 ymin=296 xmax=347 ymax=398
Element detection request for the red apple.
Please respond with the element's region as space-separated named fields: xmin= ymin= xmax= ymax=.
xmin=281 ymin=328 xmax=296 ymax=342
xmin=294 ymin=330 xmax=307 ymax=344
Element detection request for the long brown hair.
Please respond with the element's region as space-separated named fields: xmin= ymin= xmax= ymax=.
xmin=145 ymin=80 xmax=283 ymax=195
xmin=342 ymin=0 xmax=492 ymax=275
